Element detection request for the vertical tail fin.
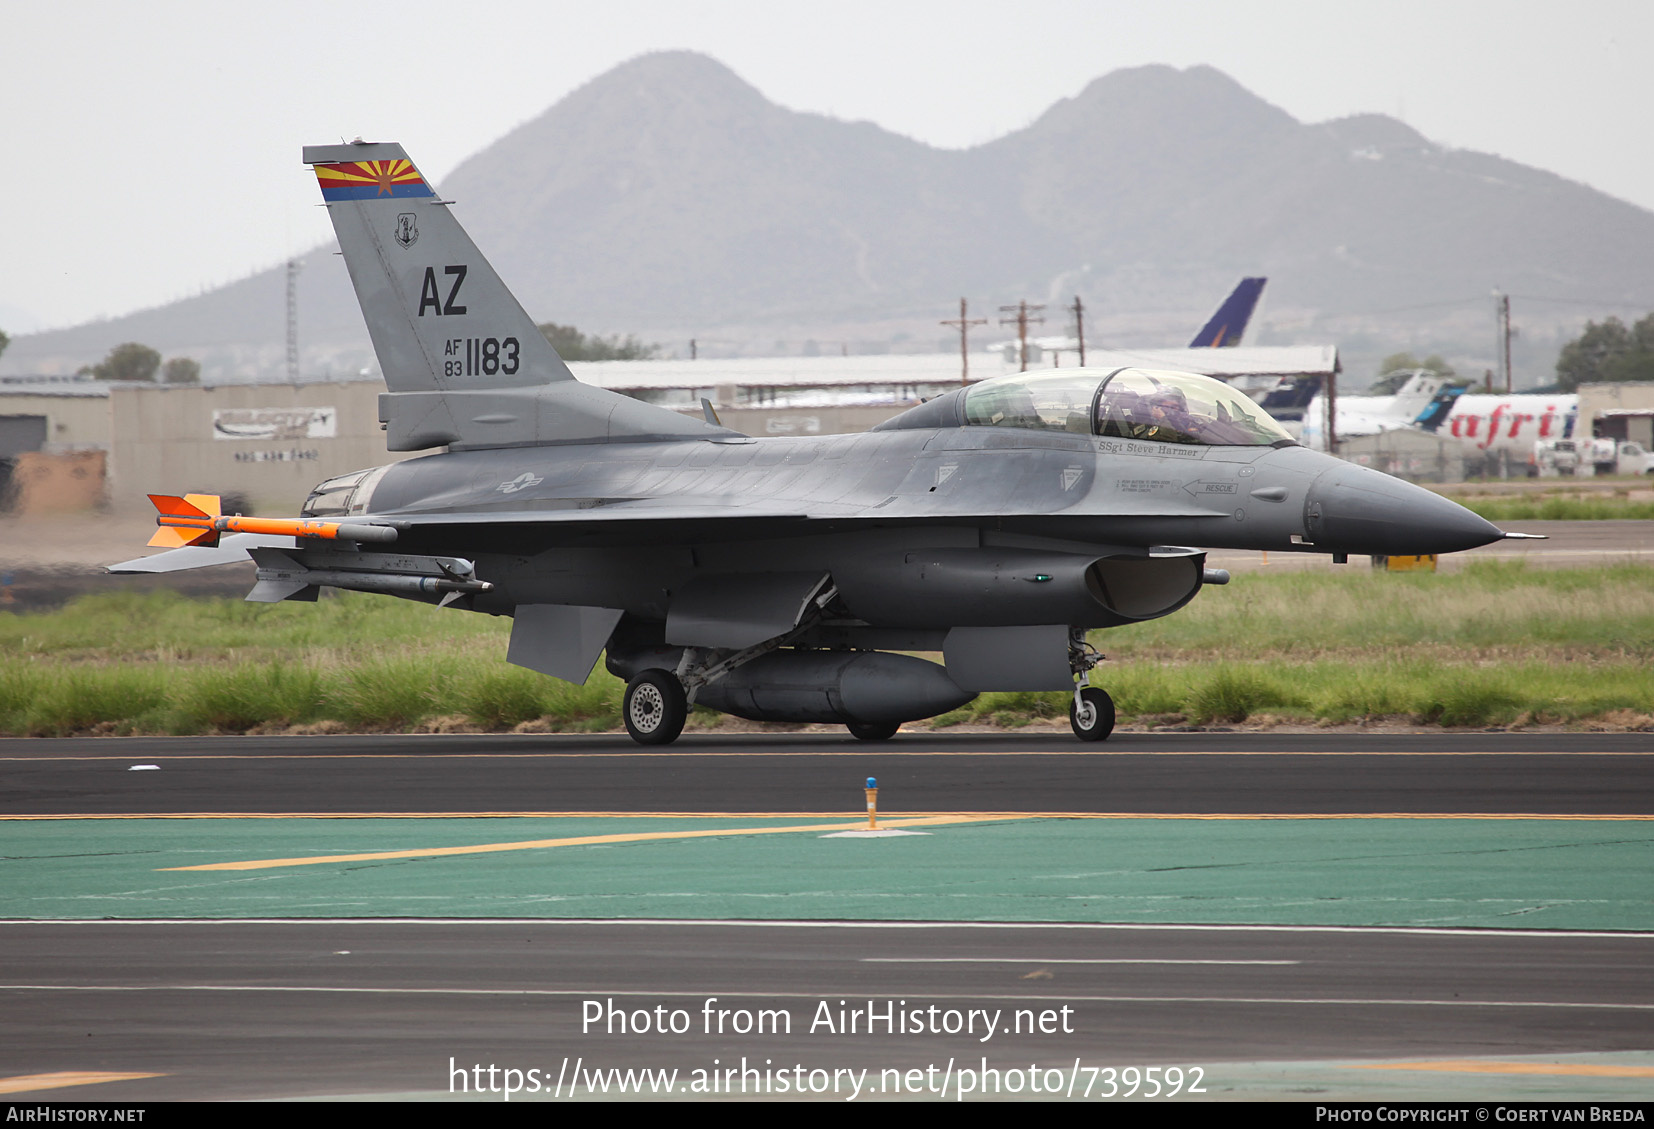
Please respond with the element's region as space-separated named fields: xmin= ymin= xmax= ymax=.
xmin=1189 ymin=277 xmax=1267 ymax=348
xmin=304 ymin=141 xmax=724 ymax=450
xmin=304 ymin=142 xmax=570 ymax=394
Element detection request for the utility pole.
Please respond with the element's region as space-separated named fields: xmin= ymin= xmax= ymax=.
xmin=285 ymin=259 xmax=302 ymax=382
xmin=999 ymin=300 xmax=1045 ymax=372
xmin=1495 ymin=290 xmax=1513 ymax=393
xmin=1071 ymin=295 xmax=1087 ymax=367
xmin=1326 ymin=366 xmax=1338 ymax=456
xmin=940 ymin=298 xmax=987 ymax=385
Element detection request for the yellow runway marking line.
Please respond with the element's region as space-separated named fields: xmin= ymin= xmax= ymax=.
xmin=0 ymin=1071 xmax=165 ymax=1095
xmin=160 ymin=814 xmax=1024 ymax=872
xmin=12 ymin=810 xmax=1653 ymax=821
xmin=1349 ymin=1060 xmax=1654 ymax=1078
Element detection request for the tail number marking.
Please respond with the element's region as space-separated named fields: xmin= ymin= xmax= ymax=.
xmin=444 ymin=337 xmax=520 ymax=377
xmin=418 ymin=265 xmax=469 ymax=316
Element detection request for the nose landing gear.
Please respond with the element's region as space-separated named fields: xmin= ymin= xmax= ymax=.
xmin=1070 ymin=685 xmax=1115 ymax=741
xmin=1069 ymin=627 xmax=1114 ymax=741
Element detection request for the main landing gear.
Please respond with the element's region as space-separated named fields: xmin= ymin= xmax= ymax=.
xmin=623 ymin=669 xmax=688 ymax=745
xmin=846 ymin=721 xmax=899 ymax=742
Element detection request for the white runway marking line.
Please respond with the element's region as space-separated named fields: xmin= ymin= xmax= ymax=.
xmin=860 ymin=958 xmax=1300 ymax=965
xmin=0 ymin=985 xmax=1649 ymax=1009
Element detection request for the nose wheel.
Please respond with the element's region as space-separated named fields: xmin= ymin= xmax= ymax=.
xmin=1067 ymin=628 xmax=1113 ymax=741
xmin=624 ymin=669 xmax=688 ymax=745
xmin=1070 ymin=686 xmax=1115 ymax=741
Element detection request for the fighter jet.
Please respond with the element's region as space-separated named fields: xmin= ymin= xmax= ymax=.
xmin=116 ymin=141 xmax=1513 ymax=746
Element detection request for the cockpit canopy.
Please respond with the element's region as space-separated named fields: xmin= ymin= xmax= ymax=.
xmin=961 ymin=367 xmax=1295 ymax=446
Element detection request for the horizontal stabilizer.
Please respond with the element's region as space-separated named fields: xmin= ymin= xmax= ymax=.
xmin=109 ymin=532 xmax=295 ymax=574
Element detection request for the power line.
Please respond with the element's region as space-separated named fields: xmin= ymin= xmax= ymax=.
xmin=1508 ymin=294 xmax=1654 ymax=310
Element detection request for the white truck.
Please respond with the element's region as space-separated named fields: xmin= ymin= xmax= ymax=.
xmin=1535 ymin=437 xmax=1654 ymax=476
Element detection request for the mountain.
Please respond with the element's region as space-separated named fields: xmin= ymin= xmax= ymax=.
xmin=11 ymin=52 xmax=1654 ymax=379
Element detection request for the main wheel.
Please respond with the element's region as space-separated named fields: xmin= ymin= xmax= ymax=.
xmin=846 ymin=720 xmax=899 ymax=742
xmin=624 ymin=669 xmax=688 ymax=746
xmin=1070 ymin=687 xmax=1115 ymax=741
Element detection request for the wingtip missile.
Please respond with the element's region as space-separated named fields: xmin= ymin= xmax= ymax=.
xmin=146 ymin=493 xmax=399 ymax=547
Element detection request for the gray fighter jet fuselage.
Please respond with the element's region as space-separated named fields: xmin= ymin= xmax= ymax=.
xmin=348 ymin=409 xmax=1492 ymax=611
xmin=119 ymin=141 xmax=1511 ymax=745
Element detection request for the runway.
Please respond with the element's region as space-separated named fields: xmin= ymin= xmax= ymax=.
xmin=4 ymin=731 xmax=1651 ymax=816
xmin=3 ymin=920 xmax=1652 ymax=1101
xmin=2 ymin=730 xmax=1650 ymax=1102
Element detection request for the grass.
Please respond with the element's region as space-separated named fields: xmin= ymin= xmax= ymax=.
xmin=938 ymin=658 xmax=1652 ymax=731
xmin=0 ymin=654 xmax=630 ymax=737
xmin=3 ymin=561 xmax=1652 ymax=735
xmin=1095 ymin=558 xmax=1654 ymax=663
xmin=1446 ymin=492 xmax=1654 ymax=522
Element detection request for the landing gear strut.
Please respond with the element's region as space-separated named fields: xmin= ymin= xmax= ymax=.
xmin=1068 ymin=627 xmax=1114 ymax=742
xmin=623 ymin=669 xmax=688 ymax=745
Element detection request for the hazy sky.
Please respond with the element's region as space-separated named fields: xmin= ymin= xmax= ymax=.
xmin=5 ymin=0 xmax=1650 ymax=333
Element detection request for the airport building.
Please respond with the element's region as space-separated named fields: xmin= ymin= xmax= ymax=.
xmin=1581 ymin=381 xmax=1654 ymax=448
xmin=1 ymin=346 xmax=1337 ymax=515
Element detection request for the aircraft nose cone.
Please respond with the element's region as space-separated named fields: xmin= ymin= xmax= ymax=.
xmin=1305 ymin=462 xmax=1503 ymax=555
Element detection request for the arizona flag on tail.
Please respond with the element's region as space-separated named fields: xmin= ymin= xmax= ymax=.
xmin=313 ymin=158 xmax=433 ymax=201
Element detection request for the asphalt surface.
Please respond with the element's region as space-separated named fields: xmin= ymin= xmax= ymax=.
xmin=3 ymin=731 xmax=1650 ymax=816
xmin=3 ymin=919 xmax=1651 ymax=1101
xmin=3 ymin=730 xmax=1650 ymax=1102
